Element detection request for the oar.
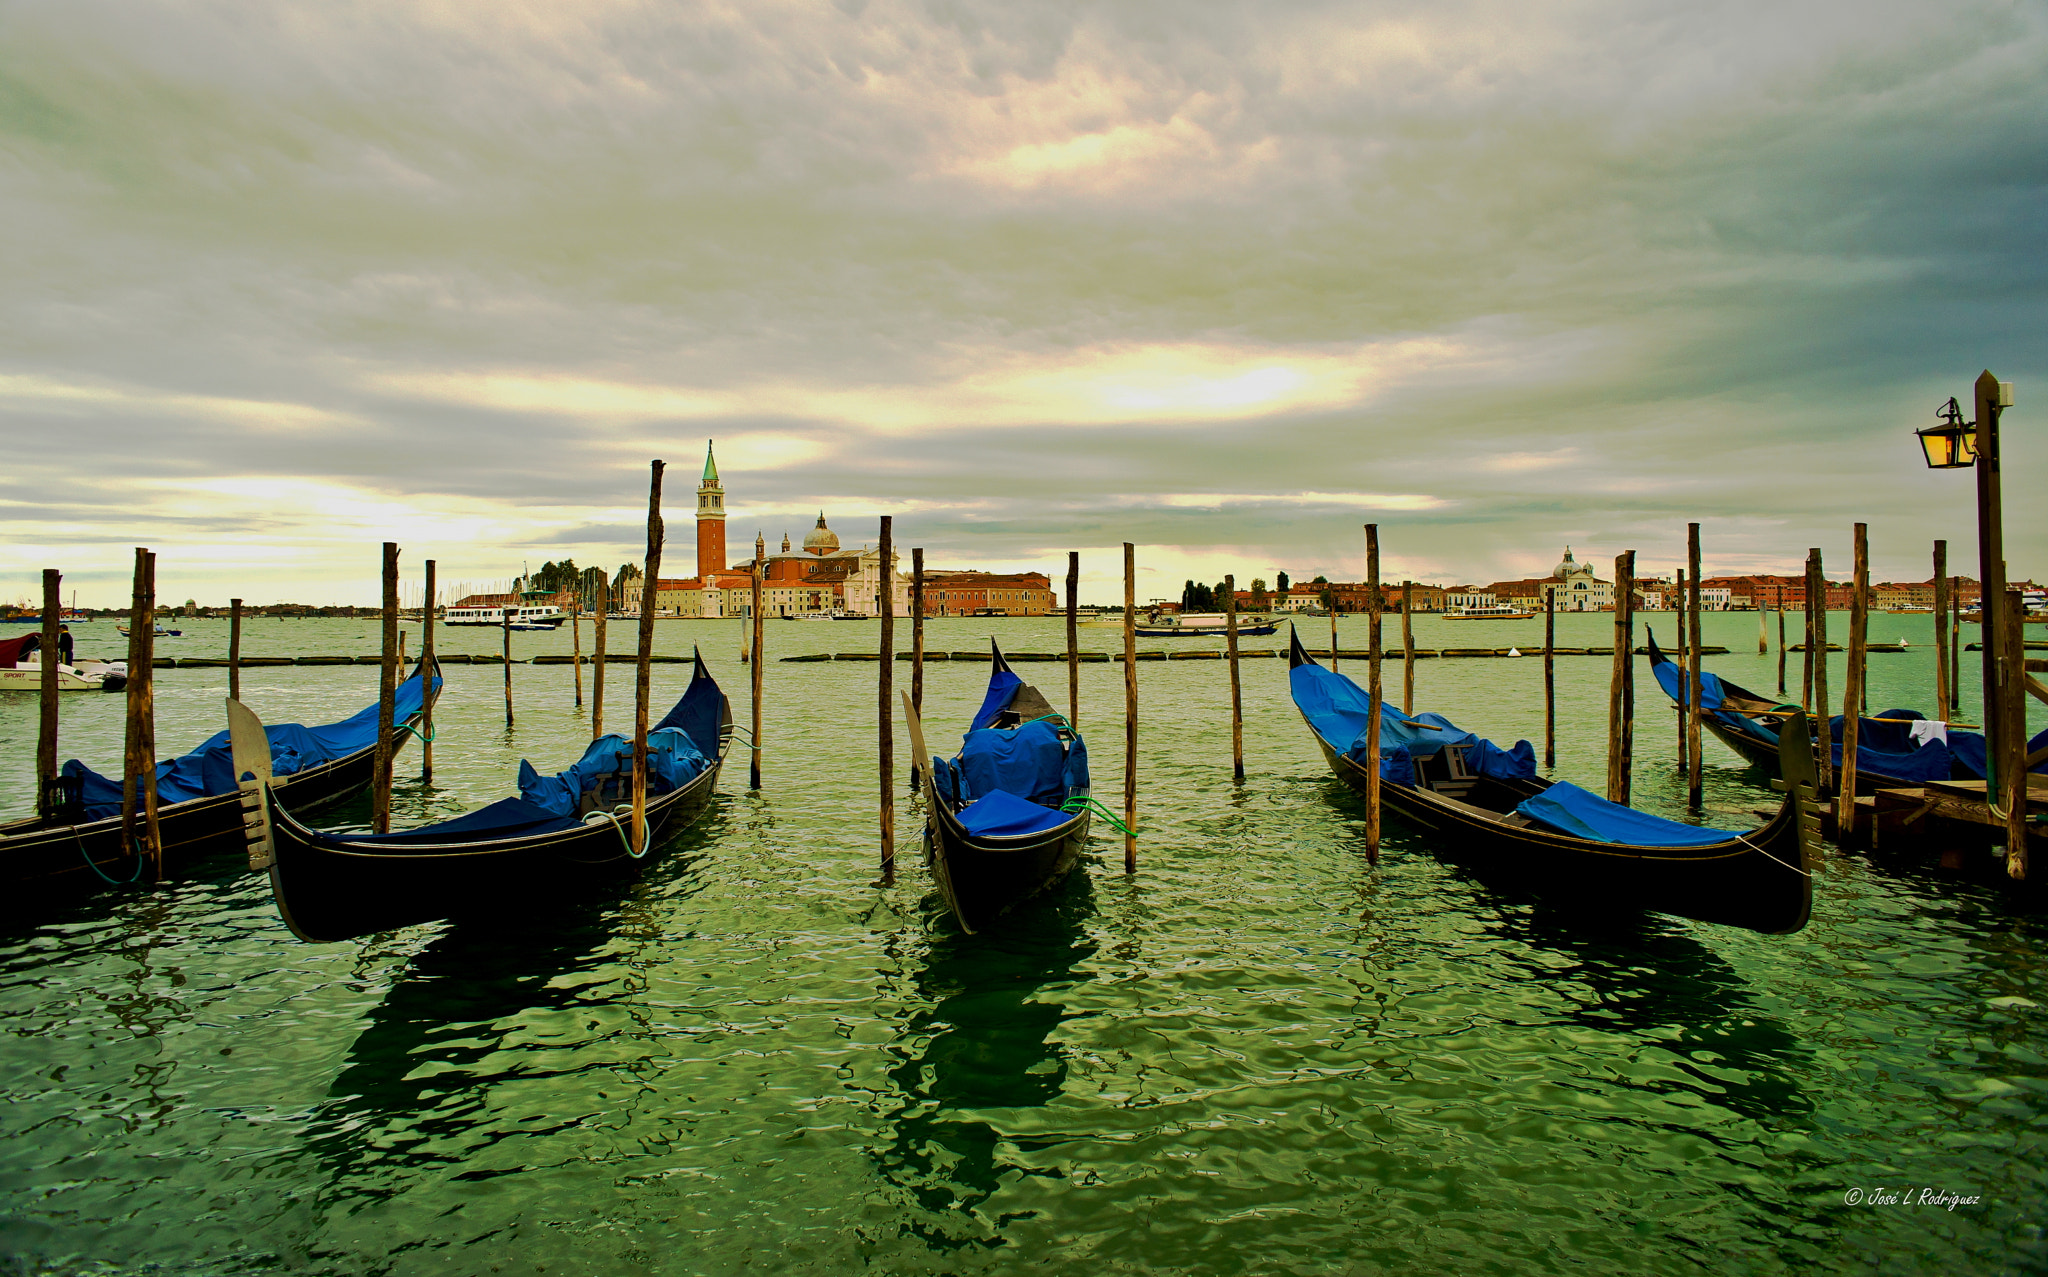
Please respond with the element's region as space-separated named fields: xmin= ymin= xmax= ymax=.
xmin=901 ymin=691 xmax=936 ymax=801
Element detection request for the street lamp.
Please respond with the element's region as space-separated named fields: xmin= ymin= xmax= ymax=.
xmin=1915 ymin=397 xmax=1978 ymax=470
xmin=1916 ymin=371 xmax=2014 ymax=793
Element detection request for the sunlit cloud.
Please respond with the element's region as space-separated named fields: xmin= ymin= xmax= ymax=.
xmin=0 ymin=373 xmax=357 ymax=433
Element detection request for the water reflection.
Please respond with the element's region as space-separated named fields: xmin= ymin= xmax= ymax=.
xmin=869 ymin=872 xmax=1097 ymax=1252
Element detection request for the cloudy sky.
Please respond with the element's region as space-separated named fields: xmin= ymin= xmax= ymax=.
xmin=5 ymin=0 xmax=2043 ymax=607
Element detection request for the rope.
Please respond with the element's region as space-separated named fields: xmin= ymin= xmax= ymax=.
xmin=1735 ymin=831 xmax=1813 ymax=879
xmin=75 ymin=828 xmax=146 ymax=885
xmin=1060 ymin=795 xmax=1137 ymax=838
xmin=585 ymin=803 xmax=650 ymax=859
xmin=399 ymin=720 xmax=436 ymax=744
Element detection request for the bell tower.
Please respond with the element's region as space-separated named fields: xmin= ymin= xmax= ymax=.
xmin=697 ymin=440 xmax=726 ymax=580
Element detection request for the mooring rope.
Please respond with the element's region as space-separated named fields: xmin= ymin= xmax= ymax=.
xmin=585 ymin=803 xmax=650 ymax=859
xmin=74 ymin=828 xmax=147 ymax=886
xmin=1060 ymin=794 xmax=1136 ymax=838
xmin=1735 ymin=831 xmax=1813 ymax=878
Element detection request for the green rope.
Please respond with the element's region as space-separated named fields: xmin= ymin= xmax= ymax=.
xmin=1060 ymin=795 xmax=1137 ymax=839
xmin=399 ymin=720 xmax=436 ymax=744
xmin=75 ymin=828 xmax=147 ymax=886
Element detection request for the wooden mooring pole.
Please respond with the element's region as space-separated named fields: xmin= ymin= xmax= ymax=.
xmin=1122 ymin=542 xmax=1138 ymax=874
xmin=2001 ymin=586 xmax=2030 ymax=879
xmin=1606 ymin=552 xmax=1631 ymax=804
xmin=1839 ymin=524 xmax=1870 ymax=828
xmin=1363 ymin=525 xmax=1383 ymax=864
xmin=1620 ymin=550 xmax=1636 ymax=787
xmin=752 ymin=543 xmax=765 ymax=791
xmin=1759 ymin=607 xmax=1769 ymax=655
xmin=1801 ymin=552 xmax=1817 ymax=715
xmin=592 ymin=607 xmax=607 ymax=739
xmin=572 ymin=601 xmax=584 ymax=707
xmin=36 ymin=569 xmax=59 ymax=820
xmin=1401 ymin=580 xmax=1415 ymax=716
xmin=422 ymin=559 xmax=436 ymax=782
xmin=228 ymin=597 xmax=243 ymax=703
xmin=1674 ymin=567 xmax=1689 ymax=775
xmin=1224 ymin=573 xmax=1243 ymax=783
xmin=878 ymin=517 xmax=896 ymax=881
xmin=630 ymin=460 xmax=665 ymax=857
xmin=1687 ymin=525 xmax=1704 ymax=807
xmin=372 ymin=542 xmax=399 ymax=835
xmin=1330 ymin=605 xmax=1340 ymax=672
xmin=1949 ymin=576 xmax=1963 ymax=719
xmin=911 ymin=547 xmax=926 ymax=719
xmin=1065 ymin=552 xmax=1080 ymax=728
xmin=1811 ymin=549 xmax=1833 ymax=795
xmin=1933 ymin=541 xmax=1950 ymax=721
xmin=1543 ymin=586 xmax=1556 ymax=770
xmin=1777 ymin=606 xmax=1787 ymax=697
xmin=501 ymin=608 xmax=514 ymax=728
xmin=120 ymin=548 xmax=162 ymax=877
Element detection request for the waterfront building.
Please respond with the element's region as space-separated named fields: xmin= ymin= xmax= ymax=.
xmin=1486 ymin=547 xmax=1613 ymax=613
xmin=919 ymin=571 xmax=1055 ymax=617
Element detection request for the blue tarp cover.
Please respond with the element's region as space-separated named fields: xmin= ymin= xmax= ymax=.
xmin=1514 ymin=780 xmax=1743 ymax=847
xmin=1290 ymin=661 xmax=1535 ymax=785
xmin=324 ymin=797 xmax=581 ymax=845
xmin=652 ymin=664 xmax=725 ymax=760
xmin=518 ymin=729 xmax=707 ymax=818
xmin=956 ymin=789 xmax=1076 ymax=838
xmin=63 ymin=669 xmax=439 ymax=821
xmin=952 ymin=720 xmax=1087 ymax=807
xmin=970 ymin=663 xmax=1025 ymax=731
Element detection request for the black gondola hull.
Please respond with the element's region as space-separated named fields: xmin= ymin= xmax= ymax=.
xmin=1310 ymin=731 xmax=1810 ymax=934
xmin=263 ymin=755 xmax=726 ymax=943
xmin=927 ymin=803 xmax=1091 ymax=933
xmin=0 ymin=720 xmax=423 ymax=893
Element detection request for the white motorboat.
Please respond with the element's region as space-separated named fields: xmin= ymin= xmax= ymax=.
xmin=0 ymin=655 xmax=125 ymax=692
xmin=443 ymin=603 xmax=567 ymax=628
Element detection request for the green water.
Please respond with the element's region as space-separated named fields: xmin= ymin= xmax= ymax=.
xmin=3 ymin=613 xmax=2045 ymax=1275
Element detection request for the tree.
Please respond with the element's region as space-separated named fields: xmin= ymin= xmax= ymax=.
xmin=1311 ymin=575 xmax=1328 ymax=585
xmin=1319 ymin=585 xmax=1338 ymax=612
xmin=1276 ymin=571 xmax=1291 ymax=592
xmin=1249 ymin=578 xmax=1269 ymax=608
xmin=1181 ymin=580 xmax=1198 ymax=611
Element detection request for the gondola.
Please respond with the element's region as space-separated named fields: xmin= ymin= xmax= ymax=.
xmin=902 ymin=640 xmax=1092 ymax=933
xmin=1642 ymin=630 xmax=2045 ymax=793
xmin=2 ymin=664 xmax=439 ymax=893
xmin=1288 ymin=627 xmax=1816 ymax=934
xmin=236 ymin=649 xmax=731 ymax=943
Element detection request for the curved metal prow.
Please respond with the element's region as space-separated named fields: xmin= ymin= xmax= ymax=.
xmin=225 ymin=697 xmax=276 ymax=871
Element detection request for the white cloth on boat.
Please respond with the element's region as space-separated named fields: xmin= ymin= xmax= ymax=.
xmin=1910 ymin=720 xmax=1948 ymax=747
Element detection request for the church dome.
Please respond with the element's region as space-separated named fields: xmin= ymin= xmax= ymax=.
xmin=1552 ymin=546 xmax=1581 ymax=579
xmin=803 ymin=513 xmax=840 ymax=555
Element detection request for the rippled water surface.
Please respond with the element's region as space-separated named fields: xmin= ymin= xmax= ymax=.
xmin=3 ymin=613 xmax=2046 ymax=1275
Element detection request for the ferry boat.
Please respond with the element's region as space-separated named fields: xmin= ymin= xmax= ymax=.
xmin=443 ymin=602 xmax=567 ymax=628
xmin=1443 ymin=604 xmax=1537 ymax=621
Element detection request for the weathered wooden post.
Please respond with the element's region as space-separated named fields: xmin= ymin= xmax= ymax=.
xmin=422 ymin=559 xmax=436 ymax=781
xmin=1933 ymin=541 xmax=1950 ymax=720
xmin=1606 ymin=552 xmax=1632 ymax=804
xmin=1401 ymin=580 xmax=1416 ymax=716
xmin=1363 ymin=525 xmax=1383 ymax=863
xmin=120 ymin=548 xmax=162 ymax=875
xmin=1122 ymin=542 xmax=1138 ymax=873
xmin=1949 ymin=576 xmax=1963 ymax=719
xmin=228 ymin=597 xmax=243 ymax=703
xmin=630 ymin=460 xmax=665 ymax=856
xmin=1801 ymin=553 xmax=1817 ymax=715
xmin=751 ymin=542 xmax=765 ymax=791
xmin=1839 ymin=523 xmax=1870 ymax=829
xmin=572 ymin=601 xmax=585 ymax=707
xmin=1224 ymin=573 xmax=1243 ymax=782
xmin=1330 ymin=605 xmax=1340 ymax=671
xmin=1673 ymin=568 xmax=1689 ymax=772
xmin=1620 ymin=550 xmax=1637 ymax=783
xmin=372 ymin=542 xmax=399 ymax=835
xmin=592 ymin=608 xmax=607 ymax=739
xmin=501 ymin=607 xmax=514 ymax=728
xmin=911 ymin=548 xmax=926 ymax=722
xmin=1543 ymin=585 xmax=1556 ymax=770
xmin=1777 ymin=607 xmax=1788 ymax=696
xmin=1758 ymin=607 xmax=1768 ymax=655
xmin=1065 ymin=551 xmax=1080 ymax=728
xmin=2002 ymin=586 xmax=2029 ymax=879
xmin=36 ymin=569 xmax=59 ymax=819
xmin=1811 ymin=549 xmax=1833 ymax=795
xmin=878 ymin=516 xmax=896 ymax=880
xmin=1972 ymin=370 xmax=2009 ymax=797
xmin=1687 ymin=525 xmax=1704 ymax=806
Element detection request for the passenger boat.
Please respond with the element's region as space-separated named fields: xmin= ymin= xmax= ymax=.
xmin=1442 ymin=604 xmax=1536 ymax=621
xmin=239 ymin=650 xmax=730 ymax=943
xmin=115 ymin=624 xmax=182 ymax=638
xmin=1130 ymin=613 xmax=1280 ymax=638
xmin=1 ymin=665 xmax=437 ymax=893
xmin=1287 ymin=627 xmax=1815 ymax=934
xmin=1643 ymin=630 xmax=2043 ymax=792
xmin=443 ymin=603 xmax=566 ymax=628
xmin=902 ymin=641 xmax=1092 ymax=933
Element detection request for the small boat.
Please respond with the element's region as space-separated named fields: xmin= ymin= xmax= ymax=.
xmin=0 ymin=634 xmax=124 ymax=692
xmin=1886 ymin=606 xmax=1935 ymax=614
xmin=1288 ymin=627 xmax=1815 ymax=934
xmin=239 ymin=650 xmax=730 ymax=943
xmin=2 ymin=665 xmax=438 ymax=893
xmin=1128 ymin=611 xmax=1280 ymax=638
xmin=1643 ymin=630 xmax=2044 ymax=792
xmin=116 ymin=624 xmax=182 ymax=638
xmin=1442 ymin=605 xmax=1536 ymax=621
xmin=903 ymin=641 xmax=1092 ymax=933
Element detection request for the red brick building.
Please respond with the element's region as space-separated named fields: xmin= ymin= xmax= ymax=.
xmin=919 ymin=571 xmax=1056 ymax=616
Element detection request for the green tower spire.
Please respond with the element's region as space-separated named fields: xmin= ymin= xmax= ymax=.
xmin=702 ymin=439 xmax=719 ymax=486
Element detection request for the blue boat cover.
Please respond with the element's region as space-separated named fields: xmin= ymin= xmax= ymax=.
xmin=518 ymin=729 xmax=708 ymax=818
xmin=1950 ymin=726 xmax=2048 ymax=781
xmin=970 ymin=662 xmax=1025 ymax=730
xmin=1514 ymin=781 xmax=1743 ymax=847
xmin=956 ymin=788 xmax=1076 ymax=838
xmin=652 ymin=660 xmax=725 ymax=760
xmin=63 ymin=668 xmax=440 ymax=821
xmin=323 ymin=797 xmax=582 ymax=845
xmin=1290 ymin=661 xmax=1536 ymax=785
